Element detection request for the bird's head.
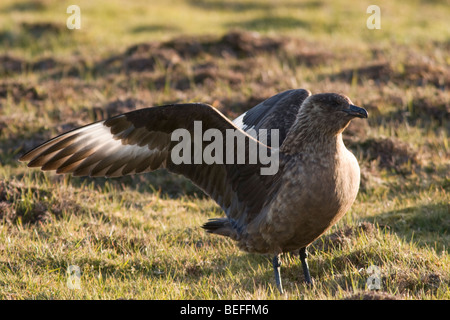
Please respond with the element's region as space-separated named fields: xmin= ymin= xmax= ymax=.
xmin=300 ymin=93 xmax=368 ymax=135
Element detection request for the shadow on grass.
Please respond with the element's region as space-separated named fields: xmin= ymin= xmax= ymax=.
xmin=187 ymin=0 xmax=323 ymax=12
xmin=367 ymin=203 xmax=449 ymax=252
xmin=226 ymin=16 xmax=310 ymax=32
xmin=131 ymin=24 xmax=181 ymax=34
xmin=72 ymin=171 xmax=206 ymax=199
xmin=1 ymin=1 xmax=46 ymax=12
xmin=12 ymin=168 xmax=206 ymax=200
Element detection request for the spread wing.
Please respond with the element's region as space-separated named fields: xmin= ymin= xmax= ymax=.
xmin=20 ymin=103 xmax=282 ymax=227
xmin=233 ymin=89 xmax=311 ymax=147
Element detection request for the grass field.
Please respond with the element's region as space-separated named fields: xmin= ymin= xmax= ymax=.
xmin=0 ymin=0 xmax=449 ymax=300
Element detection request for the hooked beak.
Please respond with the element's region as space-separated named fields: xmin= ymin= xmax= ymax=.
xmin=343 ymin=105 xmax=368 ymax=118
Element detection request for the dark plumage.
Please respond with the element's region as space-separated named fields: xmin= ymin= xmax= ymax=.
xmin=20 ymin=89 xmax=368 ymax=293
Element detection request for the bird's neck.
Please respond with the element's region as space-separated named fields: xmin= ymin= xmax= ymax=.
xmin=280 ymin=115 xmax=345 ymax=156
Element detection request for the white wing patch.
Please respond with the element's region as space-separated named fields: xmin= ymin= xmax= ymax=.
xmin=23 ymin=118 xmax=165 ymax=177
xmin=233 ymin=112 xmax=269 ymax=143
xmin=232 ymin=113 xmax=245 ymax=130
xmin=233 ymin=112 xmax=255 ymax=132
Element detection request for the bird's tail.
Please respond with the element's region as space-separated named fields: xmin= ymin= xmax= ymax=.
xmin=202 ymin=218 xmax=238 ymax=240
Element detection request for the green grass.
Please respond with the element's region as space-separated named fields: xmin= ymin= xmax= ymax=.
xmin=1 ymin=0 xmax=449 ymax=57
xmin=0 ymin=0 xmax=449 ymax=299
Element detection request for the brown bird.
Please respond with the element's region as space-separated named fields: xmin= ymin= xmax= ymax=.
xmin=19 ymin=89 xmax=368 ymax=293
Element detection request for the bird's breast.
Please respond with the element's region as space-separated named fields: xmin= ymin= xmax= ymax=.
xmin=260 ymin=148 xmax=361 ymax=252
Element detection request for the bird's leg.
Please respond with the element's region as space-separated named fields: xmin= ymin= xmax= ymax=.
xmin=272 ymin=254 xmax=284 ymax=294
xmin=299 ymin=247 xmax=313 ymax=285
